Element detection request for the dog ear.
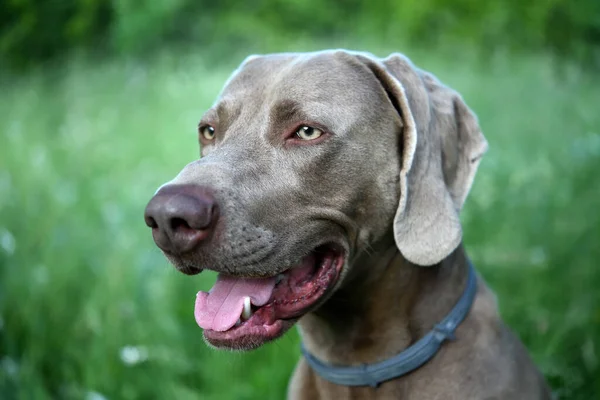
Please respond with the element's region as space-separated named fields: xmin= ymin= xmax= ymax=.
xmin=360 ymin=53 xmax=488 ymax=266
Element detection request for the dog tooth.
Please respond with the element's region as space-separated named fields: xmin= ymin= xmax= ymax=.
xmin=275 ymin=274 xmax=284 ymax=284
xmin=241 ymin=296 xmax=252 ymax=320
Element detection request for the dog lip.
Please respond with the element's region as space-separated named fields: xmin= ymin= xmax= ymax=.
xmin=188 ymin=244 xmax=344 ymax=279
xmin=203 ymin=319 xmax=296 ymax=350
xmin=163 ymin=253 xmax=204 ymax=275
xmin=177 ymin=265 xmax=203 ymax=276
xmin=201 ymin=245 xmax=345 ymax=350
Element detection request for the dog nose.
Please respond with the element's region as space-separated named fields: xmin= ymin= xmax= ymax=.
xmin=144 ymin=184 xmax=218 ymax=254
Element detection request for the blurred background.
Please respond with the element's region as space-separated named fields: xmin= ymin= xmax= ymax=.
xmin=1 ymin=1 xmax=599 ymax=399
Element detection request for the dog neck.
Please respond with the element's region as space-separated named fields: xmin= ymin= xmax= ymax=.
xmin=298 ymin=239 xmax=469 ymax=366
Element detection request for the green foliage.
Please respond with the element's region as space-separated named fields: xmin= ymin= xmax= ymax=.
xmin=0 ymin=0 xmax=111 ymax=66
xmin=0 ymin=47 xmax=599 ymax=399
xmin=1 ymin=0 xmax=600 ymax=69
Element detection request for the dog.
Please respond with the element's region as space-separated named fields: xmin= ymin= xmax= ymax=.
xmin=144 ymin=50 xmax=551 ymax=399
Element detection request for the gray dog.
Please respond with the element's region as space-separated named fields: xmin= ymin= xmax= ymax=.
xmin=144 ymin=50 xmax=551 ymax=399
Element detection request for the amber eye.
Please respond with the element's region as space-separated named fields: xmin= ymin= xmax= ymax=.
xmin=199 ymin=125 xmax=216 ymax=140
xmin=295 ymin=126 xmax=323 ymax=141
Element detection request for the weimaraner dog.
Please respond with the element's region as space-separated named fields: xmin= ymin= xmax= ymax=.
xmin=144 ymin=50 xmax=551 ymax=399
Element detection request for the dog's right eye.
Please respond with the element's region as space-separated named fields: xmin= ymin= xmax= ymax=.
xmin=199 ymin=125 xmax=216 ymax=141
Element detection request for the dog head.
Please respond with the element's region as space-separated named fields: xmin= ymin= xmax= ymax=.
xmin=144 ymin=50 xmax=487 ymax=350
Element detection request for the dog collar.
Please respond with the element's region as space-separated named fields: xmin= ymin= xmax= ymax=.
xmin=300 ymin=260 xmax=477 ymax=387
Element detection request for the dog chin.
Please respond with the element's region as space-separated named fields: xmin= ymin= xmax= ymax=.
xmin=203 ymin=319 xmax=296 ymax=351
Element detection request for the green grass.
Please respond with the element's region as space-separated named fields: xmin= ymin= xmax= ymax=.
xmin=0 ymin=47 xmax=599 ymax=399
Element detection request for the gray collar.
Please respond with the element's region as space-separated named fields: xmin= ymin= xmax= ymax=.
xmin=300 ymin=260 xmax=477 ymax=387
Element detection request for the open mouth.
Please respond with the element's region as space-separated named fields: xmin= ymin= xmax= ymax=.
xmin=194 ymin=244 xmax=345 ymax=350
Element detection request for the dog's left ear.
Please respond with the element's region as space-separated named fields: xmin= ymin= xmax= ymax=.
xmin=359 ymin=53 xmax=488 ymax=266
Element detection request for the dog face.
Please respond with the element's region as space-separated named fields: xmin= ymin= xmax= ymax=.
xmin=144 ymin=50 xmax=487 ymax=350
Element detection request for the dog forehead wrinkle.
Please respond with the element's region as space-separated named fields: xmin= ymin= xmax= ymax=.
xmin=228 ymin=52 xmax=372 ymax=116
xmin=272 ymin=84 xmax=364 ymax=120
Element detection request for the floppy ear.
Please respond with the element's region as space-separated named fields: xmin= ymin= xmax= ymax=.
xmin=360 ymin=53 xmax=488 ymax=266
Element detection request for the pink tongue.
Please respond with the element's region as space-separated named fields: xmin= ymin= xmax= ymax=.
xmin=194 ymin=274 xmax=276 ymax=332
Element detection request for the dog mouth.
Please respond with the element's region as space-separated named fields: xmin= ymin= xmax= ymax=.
xmin=194 ymin=244 xmax=344 ymax=350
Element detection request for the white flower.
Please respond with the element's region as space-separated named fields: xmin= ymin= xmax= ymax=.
xmin=529 ymin=247 xmax=547 ymax=266
xmin=85 ymin=391 xmax=108 ymax=400
xmin=1 ymin=356 xmax=19 ymax=378
xmin=119 ymin=345 xmax=148 ymax=366
xmin=0 ymin=228 xmax=16 ymax=255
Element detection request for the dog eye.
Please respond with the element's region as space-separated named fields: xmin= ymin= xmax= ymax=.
xmin=199 ymin=125 xmax=216 ymax=141
xmin=295 ymin=126 xmax=323 ymax=141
